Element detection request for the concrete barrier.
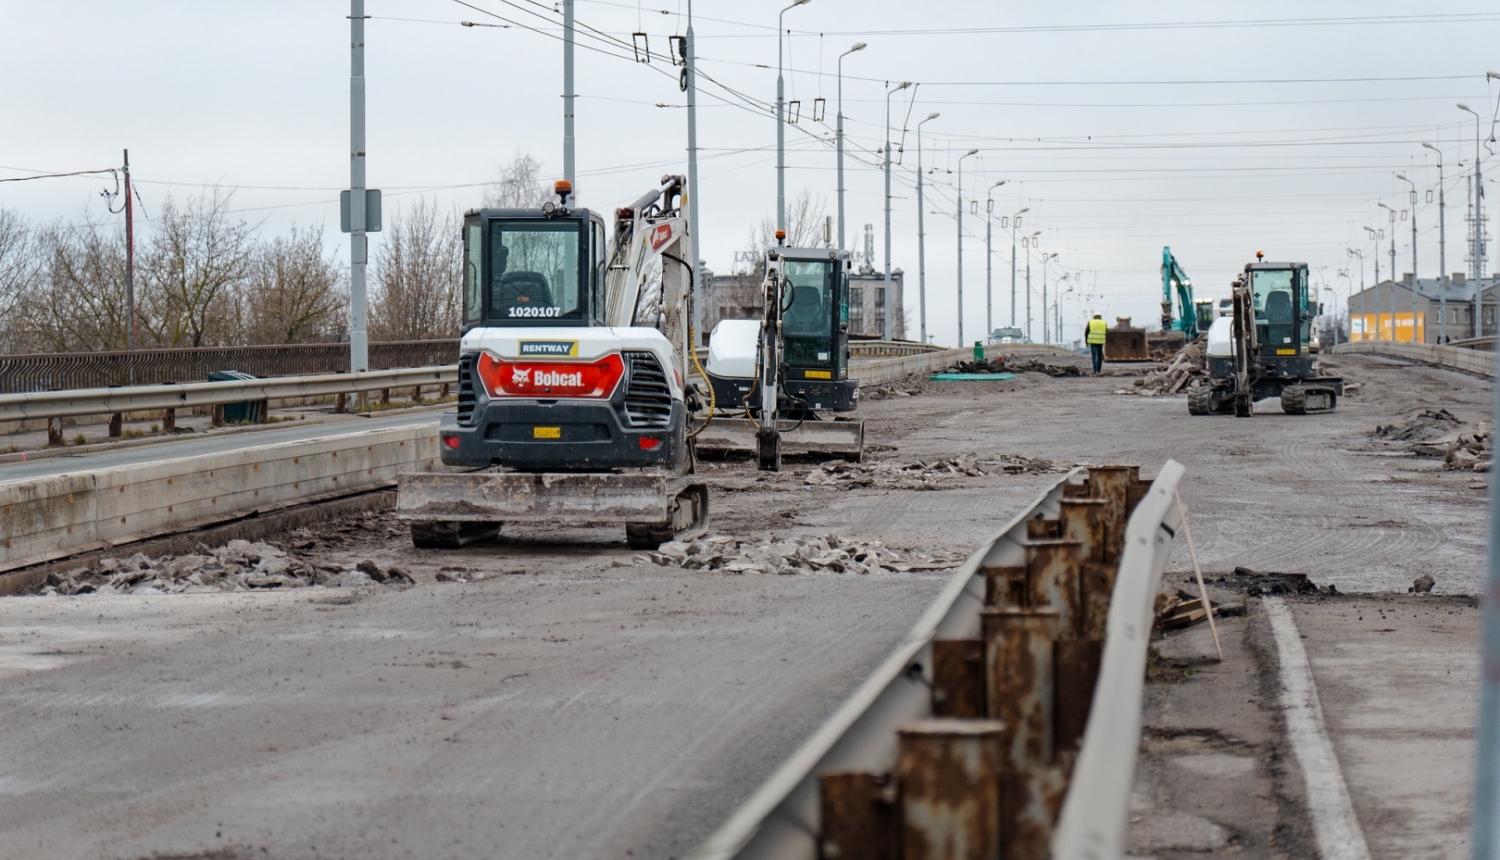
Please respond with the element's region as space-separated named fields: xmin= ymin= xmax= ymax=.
xmin=854 ymin=343 xmax=1079 ymax=387
xmin=0 ymin=425 xmax=443 ymax=573
xmin=1332 ymin=341 xmax=1495 ymax=377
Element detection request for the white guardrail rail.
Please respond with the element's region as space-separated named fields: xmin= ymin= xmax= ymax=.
xmin=691 ymin=459 xmax=1185 ymax=860
xmin=1332 ymin=340 xmax=1495 ymax=376
xmin=0 ymin=366 xmax=458 ymax=423
xmin=0 ymin=425 xmax=443 ymax=574
xmin=0 ymin=343 xmax=1082 ymax=424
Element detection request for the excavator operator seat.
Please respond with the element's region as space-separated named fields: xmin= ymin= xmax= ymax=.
xmin=785 ymin=285 xmax=828 ymax=336
xmin=493 ymin=271 xmax=555 ymax=317
xmin=1263 ymin=290 xmax=1294 ymax=348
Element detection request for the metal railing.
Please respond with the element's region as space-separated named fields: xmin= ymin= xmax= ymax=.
xmin=691 ymin=460 xmax=1185 ymax=860
xmin=0 ymin=366 xmax=457 ymax=423
xmin=0 ymin=340 xmax=456 ymax=394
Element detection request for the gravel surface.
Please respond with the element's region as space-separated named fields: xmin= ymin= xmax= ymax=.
xmin=0 ymin=352 xmax=1485 ymax=859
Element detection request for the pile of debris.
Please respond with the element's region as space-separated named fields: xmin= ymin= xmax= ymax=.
xmin=805 ymin=453 xmax=1059 ymax=489
xmin=1375 ymin=409 xmax=1492 ymax=472
xmin=35 ymin=539 xmax=413 ymax=597
xmin=648 ymin=533 xmax=964 ymax=576
xmin=949 ymin=356 xmax=1082 ymax=377
xmin=1128 ymin=340 xmax=1206 ymax=396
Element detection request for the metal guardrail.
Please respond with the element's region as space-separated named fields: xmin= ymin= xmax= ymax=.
xmin=0 ymin=366 xmax=457 ymax=423
xmin=1332 ymin=340 xmax=1496 ymax=376
xmin=848 ymin=340 xmax=943 ymax=358
xmin=0 ymin=340 xmax=456 ymax=394
xmin=1444 ymin=335 xmax=1496 ymax=351
xmin=692 ymin=460 xmax=1184 ymax=860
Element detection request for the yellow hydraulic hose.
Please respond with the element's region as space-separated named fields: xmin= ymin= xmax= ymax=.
xmin=685 ymin=325 xmax=717 ymax=440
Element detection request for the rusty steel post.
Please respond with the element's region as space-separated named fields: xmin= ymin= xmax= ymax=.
xmin=335 ymin=392 xmax=348 ymax=414
xmin=984 ymin=565 xmax=1028 ymax=609
xmin=1053 ymin=639 xmax=1103 ymax=754
xmin=46 ymin=417 xmax=63 ymax=447
xmin=999 ymin=766 xmax=1069 ymax=860
xmin=931 ymin=639 xmax=986 ymax=718
xmin=982 ymin=608 xmax=1060 ymax=772
xmin=411 ymin=385 xmax=423 ymax=404
xmin=896 ymin=719 xmax=1005 ymax=860
xmin=210 ymin=404 xmax=225 ymax=427
xmin=440 ymin=382 xmax=450 ymax=399
xmin=1025 ymin=541 xmax=1082 ymax=638
xmin=1087 ymin=465 xmax=1138 ymax=563
xmin=162 ymin=408 xmax=176 ymax=432
xmin=379 ymin=388 xmax=391 ymax=406
xmin=1058 ymin=498 xmax=1107 ymax=564
xmin=1079 ymin=560 xmax=1116 ymax=640
xmin=1025 ymin=518 xmax=1061 ymax=541
xmin=820 ymin=772 xmax=896 ymax=860
xmin=108 ymin=413 xmax=122 ymax=438
xmin=1125 ymin=479 xmax=1154 ymax=519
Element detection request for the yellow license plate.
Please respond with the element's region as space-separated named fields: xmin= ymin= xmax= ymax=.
xmin=533 ymin=426 xmax=561 ymax=439
xmin=804 ymin=370 xmax=832 ymax=379
xmin=1275 ymin=349 xmax=1296 ymax=356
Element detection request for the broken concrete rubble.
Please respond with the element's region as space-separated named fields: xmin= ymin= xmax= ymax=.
xmin=36 ymin=539 xmax=411 ymax=597
xmin=805 ymin=453 xmax=1060 ymax=490
xmin=1376 ymin=408 xmax=1492 ymax=471
xmin=648 ymin=534 xmax=964 ymax=576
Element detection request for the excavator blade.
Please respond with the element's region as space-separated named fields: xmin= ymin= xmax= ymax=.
xmin=694 ymin=417 xmax=864 ymax=462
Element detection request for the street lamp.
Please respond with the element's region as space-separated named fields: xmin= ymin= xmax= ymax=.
xmin=1025 ymin=230 xmax=1040 ymax=340
xmin=1054 ymin=275 xmax=1071 ymax=345
xmin=775 ymin=0 xmax=811 ymax=233
xmin=1378 ymin=202 xmax=1398 ymax=340
xmin=985 ymin=179 xmax=1005 ymax=341
xmin=915 ymin=111 xmax=939 ymax=345
xmin=1347 ymin=247 xmax=1365 ymax=340
xmin=1423 ymin=142 xmax=1449 ymax=343
xmin=956 ymin=148 xmax=979 ymax=346
xmin=1397 ymin=173 xmax=1420 ymax=342
xmin=1459 ymin=102 xmax=1485 ymax=336
xmin=1041 ymin=251 xmax=1058 ymax=344
xmin=835 ymin=41 xmax=866 ymax=251
xmin=883 ymin=80 xmax=912 ymax=340
xmin=1010 ymin=206 xmax=1028 ymax=328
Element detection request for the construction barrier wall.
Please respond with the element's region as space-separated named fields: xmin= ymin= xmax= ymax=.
xmin=1333 ymin=340 xmax=1495 ymax=376
xmin=0 ymin=425 xmax=443 ymax=573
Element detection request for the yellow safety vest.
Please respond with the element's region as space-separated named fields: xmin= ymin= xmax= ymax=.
xmin=1086 ymin=318 xmax=1108 ymax=345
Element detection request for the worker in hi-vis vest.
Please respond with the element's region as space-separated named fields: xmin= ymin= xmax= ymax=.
xmin=1086 ymin=314 xmax=1107 ymax=375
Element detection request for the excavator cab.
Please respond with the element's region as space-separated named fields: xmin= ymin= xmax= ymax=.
xmin=461 ymin=207 xmax=608 ymax=329
xmin=779 ymin=248 xmax=856 ymax=413
xmin=1189 ymin=259 xmax=1342 ymax=417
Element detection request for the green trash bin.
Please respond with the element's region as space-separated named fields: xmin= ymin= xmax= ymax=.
xmin=208 ymin=370 xmax=266 ymax=423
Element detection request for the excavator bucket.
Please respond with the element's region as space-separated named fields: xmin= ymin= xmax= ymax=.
xmin=693 ymin=417 xmax=864 ymax=462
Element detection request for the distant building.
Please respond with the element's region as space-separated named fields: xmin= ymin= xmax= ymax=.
xmin=1346 ymin=272 xmax=1500 ymax=343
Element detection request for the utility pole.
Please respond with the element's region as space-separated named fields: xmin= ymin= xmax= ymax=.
xmin=1426 ymin=142 xmax=1448 ymax=343
xmin=1461 ymin=103 xmax=1485 ymax=336
xmin=984 ymin=180 xmax=1004 ymax=341
xmin=836 ymin=42 xmax=866 ymax=251
xmin=349 ymin=0 xmax=369 ymax=381
xmin=685 ymin=0 xmax=701 ymax=346
xmin=1010 ymin=209 xmax=1028 ymax=328
xmin=776 ymin=0 xmax=810 ymax=233
xmin=915 ymin=112 xmax=938 ymax=345
xmin=956 ymin=148 xmax=978 ymax=346
xmin=1025 ymin=256 xmax=1032 ymax=342
xmin=123 ymin=149 xmax=135 ymax=355
xmin=883 ymin=81 xmax=911 ymax=340
xmin=1398 ymin=174 xmax=1419 ymax=341
xmin=563 ymin=0 xmax=575 ymax=205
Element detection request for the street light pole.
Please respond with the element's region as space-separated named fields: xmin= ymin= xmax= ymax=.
xmin=349 ymin=0 xmax=369 ymax=379
xmin=883 ymin=81 xmax=912 ymax=340
xmin=1024 ymin=231 xmax=1039 ymax=340
xmin=1347 ymin=248 xmax=1364 ymax=340
xmin=916 ymin=111 xmax=939 ymax=344
xmin=1460 ymin=103 xmax=1485 ymax=335
xmin=956 ymin=148 xmax=979 ymax=347
xmin=775 ymin=0 xmax=810 ymax=233
xmin=985 ymin=180 xmax=1005 ymax=341
xmin=1398 ymin=173 xmax=1419 ymax=341
xmin=1364 ymin=226 xmax=1381 ymax=338
xmin=1041 ymin=252 xmax=1057 ymax=344
xmin=836 ymin=41 xmax=866 ymax=251
xmin=1424 ymin=142 xmax=1448 ymax=343
xmin=1010 ymin=207 xmax=1028 ymax=328
xmin=685 ymin=0 xmax=702 ymax=346
xmin=563 ymin=0 xmax=575 ymax=204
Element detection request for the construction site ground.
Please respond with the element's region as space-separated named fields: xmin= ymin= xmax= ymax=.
xmin=0 ymin=352 xmax=1486 ymax=860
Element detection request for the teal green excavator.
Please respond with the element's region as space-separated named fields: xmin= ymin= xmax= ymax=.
xmin=1160 ymin=246 xmax=1196 ymax=336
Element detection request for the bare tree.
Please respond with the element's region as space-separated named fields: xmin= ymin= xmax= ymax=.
xmin=137 ymin=188 xmax=255 ymax=347
xmin=19 ymin=217 xmax=132 ymax=352
xmin=234 ymin=225 xmax=348 ymax=344
xmin=740 ymin=190 xmax=830 ymax=278
xmin=485 ymin=151 xmax=550 ymax=209
xmin=0 ymin=207 xmax=43 ymax=352
xmin=370 ymin=198 xmax=461 ymax=341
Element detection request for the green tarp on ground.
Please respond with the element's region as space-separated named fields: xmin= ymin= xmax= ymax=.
xmin=929 ymin=372 xmax=1017 ymax=381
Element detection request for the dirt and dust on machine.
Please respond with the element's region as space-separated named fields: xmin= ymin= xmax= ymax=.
xmin=394 ymin=175 xmax=710 ymax=550
xmin=694 ymin=234 xmax=864 ymax=471
xmin=1188 ymin=253 xmax=1343 ymax=417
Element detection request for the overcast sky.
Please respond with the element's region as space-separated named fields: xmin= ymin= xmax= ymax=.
xmin=3 ymin=1 xmax=1500 ymax=345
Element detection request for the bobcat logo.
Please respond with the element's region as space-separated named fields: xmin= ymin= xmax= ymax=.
xmin=511 ymin=368 xmax=531 ymax=386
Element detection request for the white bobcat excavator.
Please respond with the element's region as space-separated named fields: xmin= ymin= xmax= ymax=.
xmin=694 ymin=236 xmax=864 ymax=470
xmin=395 ymin=176 xmax=709 ymax=550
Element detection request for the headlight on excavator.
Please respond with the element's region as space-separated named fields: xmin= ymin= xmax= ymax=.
xmin=475 ymin=352 xmax=625 ymax=399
